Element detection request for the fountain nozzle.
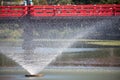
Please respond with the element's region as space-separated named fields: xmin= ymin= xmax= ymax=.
xmin=25 ymin=74 xmax=44 ymax=77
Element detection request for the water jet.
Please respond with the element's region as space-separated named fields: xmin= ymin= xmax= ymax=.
xmin=0 ymin=18 xmax=119 ymax=75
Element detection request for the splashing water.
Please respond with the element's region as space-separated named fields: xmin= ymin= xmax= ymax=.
xmin=0 ymin=19 xmax=116 ymax=74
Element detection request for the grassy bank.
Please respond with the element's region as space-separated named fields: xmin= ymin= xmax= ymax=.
xmin=86 ymin=39 xmax=120 ymax=46
xmin=0 ymin=39 xmax=120 ymax=46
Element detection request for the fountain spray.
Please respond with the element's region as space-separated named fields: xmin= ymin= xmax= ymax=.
xmin=23 ymin=0 xmax=43 ymax=77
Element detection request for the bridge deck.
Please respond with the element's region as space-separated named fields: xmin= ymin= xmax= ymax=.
xmin=0 ymin=4 xmax=120 ymax=17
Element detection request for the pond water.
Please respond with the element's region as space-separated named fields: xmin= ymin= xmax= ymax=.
xmin=0 ymin=47 xmax=120 ymax=80
xmin=0 ymin=67 xmax=120 ymax=80
xmin=0 ymin=47 xmax=97 ymax=53
xmin=0 ymin=43 xmax=120 ymax=79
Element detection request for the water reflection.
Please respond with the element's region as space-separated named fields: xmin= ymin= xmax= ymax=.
xmin=0 ymin=68 xmax=120 ymax=80
xmin=0 ymin=48 xmax=120 ymax=67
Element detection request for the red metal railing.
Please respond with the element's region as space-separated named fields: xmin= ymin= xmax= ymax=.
xmin=30 ymin=4 xmax=120 ymax=17
xmin=113 ymin=4 xmax=120 ymax=16
xmin=0 ymin=6 xmax=27 ymax=17
xmin=0 ymin=4 xmax=120 ymax=17
xmin=30 ymin=5 xmax=55 ymax=16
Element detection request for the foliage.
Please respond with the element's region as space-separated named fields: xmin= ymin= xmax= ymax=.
xmin=72 ymin=0 xmax=90 ymax=4
xmin=0 ymin=53 xmax=17 ymax=67
xmin=53 ymin=0 xmax=73 ymax=5
xmin=99 ymin=0 xmax=120 ymax=4
xmin=72 ymin=0 xmax=120 ymax=4
xmin=0 ymin=29 xmax=22 ymax=39
xmin=33 ymin=0 xmax=47 ymax=5
xmin=0 ymin=0 xmax=23 ymax=5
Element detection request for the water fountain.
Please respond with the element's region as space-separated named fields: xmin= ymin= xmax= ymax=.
xmin=0 ymin=18 xmax=118 ymax=77
xmin=0 ymin=2 xmax=120 ymax=75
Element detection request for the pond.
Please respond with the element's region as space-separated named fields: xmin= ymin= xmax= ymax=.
xmin=0 ymin=47 xmax=120 ymax=80
xmin=0 ymin=67 xmax=120 ymax=80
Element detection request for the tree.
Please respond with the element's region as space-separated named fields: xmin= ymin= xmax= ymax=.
xmin=100 ymin=0 xmax=120 ymax=4
xmin=48 ymin=0 xmax=73 ymax=5
xmin=33 ymin=0 xmax=47 ymax=5
xmin=72 ymin=0 xmax=120 ymax=4
xmin=114 ymin=0 xmax=120 ymax=4
xmin=72 ymin=0 xmax=90 ymax=4
xmin=89 ymin=0 xmax=101 ymax=4
xmin=0 ymin=0 xmax=3 ymax=5
xmin=59 ymin=0 xmax=73 ymax=5
xmin=0 ymin=0 xmax=23 ymax=5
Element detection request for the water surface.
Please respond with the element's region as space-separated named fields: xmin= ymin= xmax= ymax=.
xmin=0 ymin=67 xmax=120 ymax=80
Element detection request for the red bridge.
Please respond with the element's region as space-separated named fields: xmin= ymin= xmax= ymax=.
xmin=0 ymin=4 xmax=120 ymax=17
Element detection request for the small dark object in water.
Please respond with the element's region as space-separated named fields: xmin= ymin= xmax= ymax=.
xmin=25 ymin=74 xmax=44 ymax=77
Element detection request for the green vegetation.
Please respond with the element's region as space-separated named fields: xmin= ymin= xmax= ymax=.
xmin=72 ymin=0 xmax=120 ymax=4
xmin=0 ymin=27 xmax=120 ymax=46
xmin=33 ymin=0 xmax=47 ymax=5
xmin=87 ymin=40 xmax=120 ymax=46
xmin=0 ymin=0 xmax=23 ymax=5
xmin=51 ymin=48 xmax=120 ymax=66
xmin=32 ymin=0 xmax=120 ymax=5
xmin=59 ymin=48 xmax=120 ymax=60
xmin=0 ymin=53 xmax=17 ymax=67
xmin=1 ymin=48 xmax=120 ymax=67
xmin=0 ymin=29 xmax=22 ymax=39
xmin=50 ymin=0 xmax=73 ymax=5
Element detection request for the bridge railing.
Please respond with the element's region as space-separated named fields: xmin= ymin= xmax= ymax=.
xmin=30 ymin=5 xmax=55 ymax=17
xmin=0 ymin=4 xmax=120 ymax=17
xmin=0 ymin=6 xmax=27 ymax=17
xmin=30 ymin=4 xmax=120 ymax=17
xmin=94 ymin=4 xmax=113 ymax=16
xmin=113 ymin=5 xmax=120 ymax=16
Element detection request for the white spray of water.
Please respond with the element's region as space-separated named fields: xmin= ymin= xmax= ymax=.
xmin=0 ymin=20 xmax=110 ymax=74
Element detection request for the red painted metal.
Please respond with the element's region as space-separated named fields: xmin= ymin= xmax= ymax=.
xmin=30 ymin=4 xmax=120 ymax=17
xmin=55 ymin=5 xmax=76 ymax=16
xmin=95 ymin=4 xmax=113 ymax=16
xmin=113 ymin=4 xmax=120 ymax=16
xmin=0 ymin=6 xmax=27 ymax=17
xmin=30 ymin=5 xmax=55 ymax=16
xmin=0 ymin=4 xmax=120 ymax=17
xmin=76 ymin=5 xmax=95 ymax=16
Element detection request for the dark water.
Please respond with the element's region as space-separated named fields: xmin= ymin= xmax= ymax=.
xmin=0 ymin=67 xmax=120 ymax=80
